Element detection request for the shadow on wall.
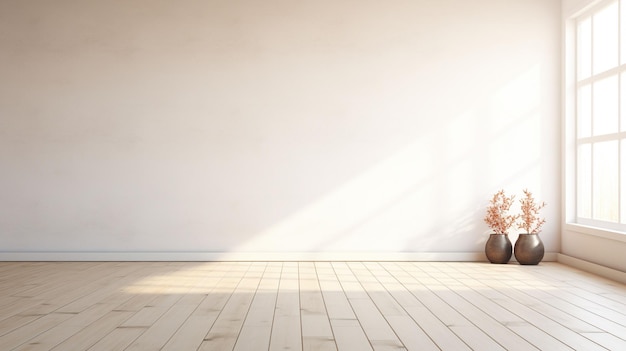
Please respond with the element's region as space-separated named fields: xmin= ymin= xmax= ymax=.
xmin=0 ymin=0 xmax=560 ymax=254
xmin=226 ymin=64 xmax=552 ymax=254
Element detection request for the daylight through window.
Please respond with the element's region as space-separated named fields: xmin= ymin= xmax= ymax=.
xmin=575 ymin=0 xmax=626 ymax=232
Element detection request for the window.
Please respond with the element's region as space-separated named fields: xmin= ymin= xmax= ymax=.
xmin=573 ymin=0 xmax=626 ymax=233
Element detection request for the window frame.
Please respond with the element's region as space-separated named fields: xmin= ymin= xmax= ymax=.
xmin=565 ymin=0 xmax=626 ymax=240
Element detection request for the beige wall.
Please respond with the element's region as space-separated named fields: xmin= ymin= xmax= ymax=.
xmin=0 ymin=0 xmax=561 ymax=257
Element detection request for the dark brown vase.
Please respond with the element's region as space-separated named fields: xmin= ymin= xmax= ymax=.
xmin=514 ymin=233 xmax=544 ymax=265
xmin=485 ymin=234 xmax=512 ymax=264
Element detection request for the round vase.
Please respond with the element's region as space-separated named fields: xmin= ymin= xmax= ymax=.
xmin=485 ymin=234 xmax=512 ymax=264
xmin=514 ymin=233 xmax=544 ymax=265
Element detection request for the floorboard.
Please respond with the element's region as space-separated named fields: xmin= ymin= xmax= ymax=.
xmin=0 ymin=261 xmax=623 ymax=350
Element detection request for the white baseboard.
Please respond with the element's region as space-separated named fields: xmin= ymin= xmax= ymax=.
xmin=0 ymin=251 xmax=558 ymax=262
xmin=557 ymin=254 xmax=626 ymax=284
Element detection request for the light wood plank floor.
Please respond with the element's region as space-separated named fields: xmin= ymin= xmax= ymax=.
xmin=0 ymin=261 xmax=624 ymax=350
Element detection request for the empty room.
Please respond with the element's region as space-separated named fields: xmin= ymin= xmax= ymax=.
xmin=1 ymin=0 xmax=625 ymax=350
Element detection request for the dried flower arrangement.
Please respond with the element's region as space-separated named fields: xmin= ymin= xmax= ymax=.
xmin=484 ymin=190 xmax=518 ymax=234
xmin=517 ymin=189 xmax=546 ymax=234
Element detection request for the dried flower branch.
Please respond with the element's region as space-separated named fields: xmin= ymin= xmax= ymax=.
xmin=517 ymin=189 xmax=546 ymax=234
xmin=484 ymin=190 xmax=518 ymax=234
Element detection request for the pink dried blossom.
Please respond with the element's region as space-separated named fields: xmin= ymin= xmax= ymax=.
xmin=517 ymin=189 xmax=546 ymax=234
xmin=484 ymin=190 xmax=518 ymax=234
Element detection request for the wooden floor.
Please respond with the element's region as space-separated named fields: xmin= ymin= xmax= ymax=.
xmin=0 ymin=262 xmax=625 ymax=351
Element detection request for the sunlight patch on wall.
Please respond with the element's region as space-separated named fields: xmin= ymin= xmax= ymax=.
xmin=220 ymin=65 xmax=546 ymax=254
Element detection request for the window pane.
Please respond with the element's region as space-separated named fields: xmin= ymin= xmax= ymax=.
xmin=593 ymin=141 xmax=619 ymax=222
xmin=593 ymin=1 xmax=619 ymax=74
xmin=622 ymin=73 xmax=626 ymax=132
xmin=578 ymin=17 xmax=592 ymax=80
xmin=578 ymin=84 xmax=592 ymax=137
xmin=622 ymin=140 xmax=626 ymax=223
xmin=578 ymin=143 xmax=592 ymax=219
xmin=622 ymin=0 xmax=626 ymax=64
xmin=593 ymin=75 xmax=619 ymax=135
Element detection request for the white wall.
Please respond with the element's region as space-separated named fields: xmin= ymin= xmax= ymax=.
xmin=0 ymin=0 xmax=561 ymax=258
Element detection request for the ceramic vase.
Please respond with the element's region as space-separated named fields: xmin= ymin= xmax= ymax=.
xmin=514 ymin=233 xmax=544 ymax=265
xmin=485 ymin=233 xmax=512 ymax=264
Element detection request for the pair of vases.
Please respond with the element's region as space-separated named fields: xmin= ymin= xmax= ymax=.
xmin=485 ymin=233 xmax=544 ymax=265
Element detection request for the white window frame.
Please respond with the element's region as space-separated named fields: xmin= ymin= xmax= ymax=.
xmin=564 ymin=0 xmax=626 ymax=242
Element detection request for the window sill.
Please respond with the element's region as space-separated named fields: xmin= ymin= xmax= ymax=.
xmin=564 ymin=223 xmax=626 ymax=243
